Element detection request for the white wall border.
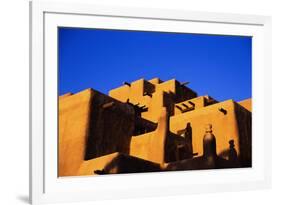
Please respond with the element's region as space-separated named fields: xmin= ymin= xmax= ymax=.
xmin=30 ymin=1 xmax=272 ymax=204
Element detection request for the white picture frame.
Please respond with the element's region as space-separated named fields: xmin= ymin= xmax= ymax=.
xmin=30 ymin=1 xmax=272 ymax=204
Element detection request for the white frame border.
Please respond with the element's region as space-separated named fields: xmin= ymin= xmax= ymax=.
xmin=30 ymin=1 xmax=272 ymax=204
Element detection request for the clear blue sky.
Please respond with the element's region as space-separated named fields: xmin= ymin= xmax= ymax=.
xmin=58 ymin=27 xmax=251 ymax=102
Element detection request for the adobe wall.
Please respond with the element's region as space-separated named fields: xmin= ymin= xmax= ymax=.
xmin=78 ymin=152 xmax=120 ymax=176
xmin=78 ymin=152 xmax=161 ymax=176
xmin=238 ymin=98 xmax=252 ymax=112
xmin=109 ymin=78 xmax=198 ymax=123
xmin=130 ymin=108 xmax=168 ymax=164
xmin=234 ymin=102 xmax=252 ymax=166
xmin=170 ymin=100 xmax=242 ymax=160
xmin=85 ymin=90 xmax=135 ymax=160
xmin=109 ymin=78 xmax=153 ymax=107
xmin=59 ymin=89 xmax=93 ymax=176
xmin=59 ymin=78 xmax=252 ymax=176
xmin=130 ymin=132 xmax=153 ymax=161
xmin=59 ymin=88 xmax=136 ymax=176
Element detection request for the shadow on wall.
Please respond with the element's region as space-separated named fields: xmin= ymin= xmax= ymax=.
xmin=218 ymin=139 xmax=239 ymax=167
xmin=235 ymin=103 xmax=252 ymax=167
xmin=94 ymin=154 xmax=161 ymax=174
xmin=85 ymin=96 xmax=135 ymax=160
xmin=165 ymin=122 xmax=194 ymax=163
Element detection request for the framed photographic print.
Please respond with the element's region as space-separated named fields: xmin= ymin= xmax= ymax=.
xmin=30 ymin=1 xmax=272 ymax=204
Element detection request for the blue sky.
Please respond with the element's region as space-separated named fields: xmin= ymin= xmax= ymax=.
xmin=58 ymin=27 xmax=252 ymax=102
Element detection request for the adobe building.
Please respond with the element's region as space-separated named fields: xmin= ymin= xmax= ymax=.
xmin=59 ymin=78 xmax=252 ymax=177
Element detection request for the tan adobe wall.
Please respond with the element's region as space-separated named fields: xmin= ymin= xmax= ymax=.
xmin=170 ymin=100 xmax=242 ymax=160
xmin=238 ymin=98 xmax=252 ymax=112
xmin=59 ymin=89 xmax=93 ymax=176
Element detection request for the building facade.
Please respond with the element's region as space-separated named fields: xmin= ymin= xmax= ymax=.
xmin=59 ymin=78 xmax=252 ymax=176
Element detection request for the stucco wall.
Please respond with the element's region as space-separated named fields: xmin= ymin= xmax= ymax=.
xmin=170 ymin=100 xmax=242 ymax=160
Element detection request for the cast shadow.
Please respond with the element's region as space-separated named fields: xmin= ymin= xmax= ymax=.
xmin=16 ymin=195 xmax=29 ymax=204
